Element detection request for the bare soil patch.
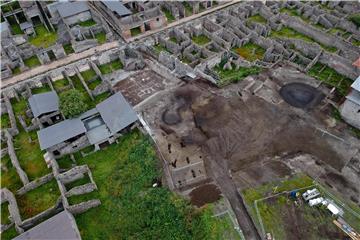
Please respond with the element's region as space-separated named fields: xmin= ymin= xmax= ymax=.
xmin=189 ymin=183 xmax=222 ymax=207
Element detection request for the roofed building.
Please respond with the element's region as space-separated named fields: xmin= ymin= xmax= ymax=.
xmin=47 ymin=1 xmax=91 ymax=26
xmin=340 ymin=76 xmax=360 ymax=129
xmin=28 ymin=91 xmax=59 ymax=118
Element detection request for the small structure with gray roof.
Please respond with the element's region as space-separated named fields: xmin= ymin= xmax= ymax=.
xmin=28 ymin=91 xmax=59 ymax=118
xmin=48 ymin=1 xmax=92 ymax=26
xmin=37 ymin=92 xmax=139 ymax=156
xmin=101 ymin=1 xmax=132 ymax=18
xmin=340 ymin=76 xmax=360 ymax=129
xmin=13 ymin=210 xmax=81 ymax=240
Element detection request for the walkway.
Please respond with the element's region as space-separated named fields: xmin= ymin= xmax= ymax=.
xmin=1 ymin=41 xmax=120 ymax=89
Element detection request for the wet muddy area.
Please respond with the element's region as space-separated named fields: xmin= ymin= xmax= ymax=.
xmin=189 ymin=183 xmax=222 ymax=207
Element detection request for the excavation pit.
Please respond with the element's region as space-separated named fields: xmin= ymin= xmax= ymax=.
xmin=280 ymin=82 xmax=324 ymax=109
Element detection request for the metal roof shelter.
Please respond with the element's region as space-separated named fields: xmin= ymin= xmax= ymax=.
xmin=56 ymin=1 xmax=89 ymax=19
xmin=101 ymin=1 xmax=132 ymax=17
xmin=19 ymin=22 xmax=33 ymax=31
xmin=28 ymin=91 xmax=59 ymax=118
xmin=96 ymin=92 xmax=138 ymax=134
xmin=351 ymin=76 xmax=360 ymax=92
xmin=13 ymin=211 xmax=81 ymax=240
xmin=38 ymin=118 xmax=86 ymax=150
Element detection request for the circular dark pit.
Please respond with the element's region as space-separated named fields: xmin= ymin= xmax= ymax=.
xmin=162 ymin=109 xmax=182 ymax=125
xmin=280 ymin=82 xmax=324 ymax=109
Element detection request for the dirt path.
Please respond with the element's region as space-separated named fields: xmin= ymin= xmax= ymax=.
xmin=1 ymin=41 xmax=120 ymax=89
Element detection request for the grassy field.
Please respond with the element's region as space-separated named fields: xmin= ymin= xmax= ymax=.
xmin=11 ymin=67 xmax=21 ymax=75
xmin=248 ymin=14 xmax=267 ymax=24
xmin=16 ymin=179 xmax=60 ymax=219
xmin=13 ymin=131 xmax=50 ymax=181
xmin=81 ymin=69 xmax=97 ymax=82
xmin=130 ymin=27 xmax=142 ymax=37
xmin=70 ymin=75 xmax=93 ymax=107
xmin=1 ymin=113 xmax=11 ymax=129
xmin=1 ymin=154 xmax=23 ymax=192
xmin=73 ymin=130 xmax=240 ymax=239
xmin=11 ymin=97 xmax=32 ymax=126
xmin=348 ymin=13 xmax=360 ymax=27
xmin=53 ymin=78 xmax=70 ymax=91
xmin=308 ymin=62 xmax=353 ymax=96
xmin=29 ymin=25 xmax=58 ymax=49
xmin=232 ymin=43 xmax=265 ymax=62
xmin=87 ymin=78 xmax=102 ymax=90
xmin=24 ymin=56 xmax=41 ymax=68
xmin=98 ymin=59 xmax=123 ymax=75
xmin=79 ymin=19 xmax=97 ymax=27
xmin=31 ymin=84 xmax=52 ymax=94
xmin=161 ymin=7 xmax=175 ymax=23
xmin=10 ymin=23 xmax=23 ymax=35
xmin=63 ymin=43 xmax=74 ymax=55
xmin=192 ymin=34 xmax=211 ymax=45
xmin=1 ymin=202 xmax=11 ymax=225
xmin=95 ymin=32 xmax=106 ymax=44
xmin=213 ymin=62 xmax=261 ymax=86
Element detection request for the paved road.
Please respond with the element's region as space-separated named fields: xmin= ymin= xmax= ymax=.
xmin=126 ymin=0 xmax=240 ymax=42
xmin=1 ymin=41 xmax=120 ymax=89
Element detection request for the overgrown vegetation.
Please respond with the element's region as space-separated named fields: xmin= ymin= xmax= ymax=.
xmin=192 ymin=34 xmax=211 ymax=45
xmin=78 ymin=19 xmax=97 ymax=27
xmin=130 ymin=27 xmax=141 ymax=37
xmin=248 ymin=14 xmax=267 ymax=24
xmin=63 ymin=43 xmax=74 ymax=55
xmin=29 ymin=25 xmax=58 ymax=48
xmin=95 ymin=32 xmax=106 ymax=44
xmin=348 ymin=13 xmax=360 ymax=27
xmin=1 ymin=113 xmax=10 ymax=129
xmin=74 ymin=130 xmax=239 ymax=239
xmin=1 ymin=154 xmax=23 ymax=192
xmin=214 ymin=62 xmax=261 ymax=87
xmin=11 ymin=66 xmax=21 ymax=75
xmin=31 ymin=83 xmax=51 ymax=94
xmin=59 ymin=89 xmax=88 ymax=118
xmin=232 ymin=43 xmax=265 ymax=62
xmin=153 ymin=44 xmax=170 ymax=54
xmin=23 ymin=56 xmax=41 ymax=68
xmin=161 ymin=7 xmax=175 ymax=23
xmin=183 ymin=1 xmax=193 ymax=16
xmin=98 ymin=59 xmax=123 ymax=75
xmin=53 ymin=78 xmax=70 ymax=91
xmin=308 ymin=63 xmax=353 ymax=96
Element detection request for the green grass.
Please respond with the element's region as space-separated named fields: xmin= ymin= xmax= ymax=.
xmin=78 ymin=19 xmax=97 ymax=27
xmin=280 ymin=8 xmax=299 ymax=17
xmin=183 ymin=2 xmax=193 ymax=16
xmin=13 ymin=131 xmax=50 ymax=181
xmin=248 ymin=14 xmax=267 ymax=24
xmin=63 ymin=43 xmax=74 ymax=55
xmin=0 ymin=226 xmax=18 ymax=240
xmin=348 ymin=13 xmax=360 ymax=27
xmin=98 ymin=59 xmax=123 ymax=75
xmin=1 ymin=154 xmax=23 ymax=192
xmin=192 ymin=34 xmax=211 ymax=45
xmin=353 ymin=39 xmax=360 ymax=47
xmin=70 ymin=75 xmax=93 ymax=106
xmin=31 ymin=84 xmax=51 ymax=94
xmin=24 ymin=56 xmax=41 ymax=68
xmin=153 ymin=44 xmax=170 ymax=54
xmin=16 ymin=179 xmax=60 ymax=219
xmin=169 ymin=36 xmax=177 ymax=43
xmin=308 ymin=63 xmax=353 ymax=96
xmin=11 ymin=66 xmax=21 ymax=75
xmin=53 ymin=78 xmax=69 ymax=91
xmin=81 ymin=69 xmax=97 ymax=82
xmin=95 ymin=32 xmax=106 ymax=44
xmin=56 ymin=155 xmax=75 ymax=170
xmin=11 ymin=98 xmax=32 ymax=126
xmin=213 ymin=63 xmax=262 ymax=86
xmin=29 ymin=25 xmax=58 ymax=49
xmin=1 ymin=113 xmax=11 ymax=129
xmin=9 ymin=23 xmax=23 ymax=35
xmin=130 ymin=27 xmax=141 ymax=37
xmin=93 ymin=92 xmax=111 ymax=106
xmin=232 ymin=43 xmax=265 ymax=62
xmin=74 ymin=130 xmax=239 ymax=239
xmin=161 ymin=7 xmax=175 ymax=23
xmin=65 ymin=174 xmax=91 ymax=191
xmin=1 ymin=202 xmax=11 ymax=225
xmin=87 ymin=78 xmax=102 ymax=90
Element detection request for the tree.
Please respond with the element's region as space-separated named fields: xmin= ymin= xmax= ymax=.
xmin=59 ymin=89 xmax=88 ymax=118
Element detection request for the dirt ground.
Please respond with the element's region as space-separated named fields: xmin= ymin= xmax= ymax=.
xmin=189 ymin=183 xmax=222 ymax=207
xmin=138 ymin=64 xmax=360 ymax=239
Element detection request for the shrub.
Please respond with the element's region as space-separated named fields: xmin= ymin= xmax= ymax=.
xmin=59 ymin=89 xmax=88 ymax=118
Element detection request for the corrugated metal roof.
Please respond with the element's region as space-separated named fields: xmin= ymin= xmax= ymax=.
xmin=37 ymin=118 xmax=86 ymax=150
xmin=101 ymin=1 xmax=131 ymax=17
xmin=96 ymin=92 xmax=137 ymax=134
xmin=13 ymin=211 xmax=81 ymax=240
xmin=351 ymin=76 xmax=360 ymax=92
xmin=57 ymin=1 xmax=89 ymax=18
xmin=28 ymin=91 xmax=59 ymax=118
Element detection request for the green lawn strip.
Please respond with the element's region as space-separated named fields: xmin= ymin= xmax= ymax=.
xmin=308 ymin=62 xmax=353 ymax=96
xmin=65 ymin=174 xmax=91 ymax=191
xmin=11 ymin=66 xmax=21 ymax=75
xmin=10 ymin=23 xmax=23 ymax=35
xmin=95 ymin=32 xmax=106 ymax=44
xmin=53 ymin=78 xmax=69 ymax=91
xmin=80 ymin=69 xmax=97 ymax=82
xmin=1 ymin=154 xmax=23 ymax=192
xmin=98 ymin=63 xmax=112 ymax=75
xmin=161 ymin=7 xmax=175 ymax=22
xmin=0 ymin=226 xmax=18 ymax=240
xmin=13 ymin=131 xmax=50 ymax=181
xmin=110 ymin=59 xmax=123 ymax=70
xmin=248 ymin=14 xmax=267 ymax=24
xmin=16 ymin=179 xmax=60 ymax=219
xmin=11 ymin=98 xmax=32 ymax=126
xmin=29 ymin=25 xmax=57 ymax=48
xmin=98 ymin=59 xmax=123 ymax=75
xmin=213 ymin=62 xmax=261 ymax=87
xmin=63 ymin=43 xmax=75 ymax=55
xmin=1 ymin=202 xmax=11 ymax=225
xmin=93 ymin=92 xmax=111 ymax=106
xmin=130 ymin=27 xmax=141 ymax=37
xmin=232 ymin=43 xmax=265 ymax=62
xmin=348 ymin=13 xmax=360 ymax=28
xmin=78 ymin=19 xmax=97 ymax=27
xmin=74 ymin=130 xmax=238 ymax=239
xmin=70 ymin=75 xmax=93 ymax=107
xmin=87 ymin=78 xmax=102 ymax=91
xmin=153 ymin=44 xmax=170 ymax=54
xmin=56 ymin=155 xmax=74 ymax=170
xmin=183 ymin=2 xmax=193 ymax=16
xmin=24 ymin=56 xmax=41 ymax=68
xmin=1 ymin=113 xmax=11 ymax=129
xmin=192 ymin=34 xmax=211 ymax=45
xmin=31 ymin=84 xmax=51 ymax=94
